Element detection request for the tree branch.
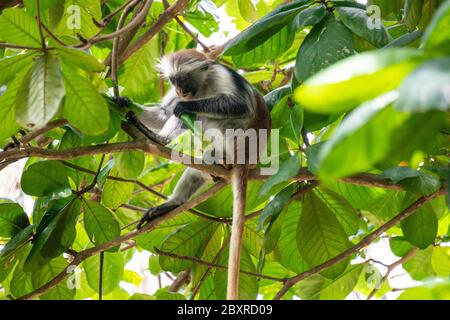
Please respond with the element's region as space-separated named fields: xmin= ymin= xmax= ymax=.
xmin=169 ymin=269 xmax=191 ymax=293
xmin=273 ymin=188 xmax=444 ymax=300
xmin=17 ymin=182 xmax=226 ymax=300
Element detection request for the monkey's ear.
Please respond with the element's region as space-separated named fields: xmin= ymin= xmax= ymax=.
xmin=204 ymin=45 xmax=223 ymax=60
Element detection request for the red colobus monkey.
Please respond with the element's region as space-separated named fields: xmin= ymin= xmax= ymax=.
xmin=124 ymin=49 xmax=271 ymax=299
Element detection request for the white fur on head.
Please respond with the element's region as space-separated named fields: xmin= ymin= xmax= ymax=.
xmin=156 ymin=50 xmax=211 ymax=79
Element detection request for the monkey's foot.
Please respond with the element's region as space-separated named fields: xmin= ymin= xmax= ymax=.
xmin=112 ymin=96 xmax=132 ymax=108
xmin=137 ymin=203 xmax=179 ymax=229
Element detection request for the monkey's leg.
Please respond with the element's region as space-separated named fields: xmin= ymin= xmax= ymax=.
xmin=137 ymin=168 xmax=211 ymax=228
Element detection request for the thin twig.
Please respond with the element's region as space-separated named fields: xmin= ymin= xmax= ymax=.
xmin=0 ymin=42 xmax=44 ymax=50
xmin=98 ymin=251 xmax=104 ymax=300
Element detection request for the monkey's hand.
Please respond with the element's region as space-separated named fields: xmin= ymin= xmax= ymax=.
xmin=173 ymin=101 xmax=195 ymax=118
xmin=112 ymin=96 xmax=133 ymax=109
xmin=137 ymin=203 xmax=180 ymax=229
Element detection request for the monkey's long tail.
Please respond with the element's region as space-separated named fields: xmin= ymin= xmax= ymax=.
xmin=226 ymin=163 xmax=249 ymax=300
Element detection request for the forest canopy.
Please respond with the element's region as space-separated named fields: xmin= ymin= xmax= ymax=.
xmin=0 ymin=0 xmax=449 ymax=300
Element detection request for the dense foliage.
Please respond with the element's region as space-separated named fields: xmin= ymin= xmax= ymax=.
xmin=0 ymin=0 xmax=449 ymax=300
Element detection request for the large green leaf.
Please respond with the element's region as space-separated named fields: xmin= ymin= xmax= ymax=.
xmin=16 ymin=53 xmax=65 ymax=129
xmin=297 ymin=264 xmax=363 ymax=300
xmin=10 ymin=247 xmax=34 ymax=298
xmin=396 ymin=58 xmax=450 ymax=112
xmin=403 ymin=246 xmax=435 ymax=280
xmin=102 ymin=176 xmax=134 ymax=210
xmin=232 ymin=23 xmax=295 ymax=67
xmin=0 ymin=8 xmax=41 ymax=46
xmin=21 ymin=160 xmax=71 ymax=197
xmin=56 ymin=0 xmax=101 ymax=38
xmin=223 ymin=0 xmax=311 ymax=55
xmin=121 ymin=40 xmax=160 ymax=103
xmin=404 ymin=0 xmax=425 ymax=31
xmin=422 ymin=0 xmax=450 ymax=52
xmin=24 ymin=198 xmax=81 ymax=271
xmin=62 ymin=65 xmax=109 ymax=135
xmin=381 ymin=167 xmax=441 ymax=195
xmin=401 ymin=202 xmax=438 ymax=249
xmin=294 ymin=14 xmax=355 ymax=82
xmin=295 ymin=48 xmax=423 ymax=114
xmin=82 ymin=200 xmax=120 ymax=249
xmin=314 ymin=188 xmax=360 ymax=236
xmin=431 ymin=246 xmax=450 ymax=278
xmin=55 ymin=47 xmax=105 ymax=72
xmin=259 ymin=153 xmax=300 ymax=196
xmin=317 ymin=95 xmax=409 ymax=180
xmin=0 ymin=53 xmax=35 ymax=87
xmin=159 ymin=219 xmax=217 ymax=273
xmin=116 ymin=150 xmax=145 ymax=180
xmin=337 ymin=7 xmax=390 ymax=47
xmin=32 ymin=256 xmax=75 ymax=300
xmin=297 ymin=192 xmax=351 ymax=279
xmin=0 ymin=71 xmax=24 ymax=144
xmin=0 ymin=202 xmax=29 ymax=238
xmin=84 ymin=252 xmax=124 ymax=295
xmin=258 ymin=184 xmax=295 ymax=231
xmin=0 ymin=224 xmax=34 ymax=258
xmin=277 ymin=201 xmax=310 ymax=273
xmin=291 ymin=4 xmax=327 ymax=31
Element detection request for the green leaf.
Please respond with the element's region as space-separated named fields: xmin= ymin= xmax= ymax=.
xmin=258 ymin=184 xmax=295 ymax=231
xmin=403 ymin=246 xmax=435 ymax=280
xmin=404 ymin=0 xmax=424 ymax=31
xmin=317 ymin=95 xmax=409 ymax=180
xmin=82 ymin=200 xmax=120 ymax=249
xmin=337 ymin=7 xmax=390 ymax=47
xmin=259 ymin=153 xmax=300 ymax=196
xmin=155 ymin=287 xmax=186 ymax=300
xmin=422 ymin=0 xmax=450 ymax=52
xmin=84 ymin=252 xmax=124 ymax=295
xmin=116 ymin=150 xmax=145 ymax=179
xmin=382 ymin=167 xmax=441 ymax=195
xmin=10 ymin=248 xmax=34 ymax=298
xmin=291 ymin=4 xmax=327 ymax=31
xmin=277 ymin=201 xmax=310 ymax=273
xmin=294 ymin=14 xmax=355 ymax=82
xmin=55 ymin=47 xmax=105 ymax=72
xmin=62 ymin=65 xmax=109 ymax=135
xmin=431 ymin=246 xmax=450 ymax=278
xmin=396 ymin=58 xmax=450 ymax=112
xmin=0 ymin=52 xmax=35 ymax=87
xmin=16 ymin=53 xmax=65 ymax=129
xmin=0 ymin=70 xmax=24 ymax=144
xmin=232 ymin=23 xmax=295 ymax=67
xmin=121 ymin=40 xmax=160 ymax=103
xmin=295 ymin=48 xmax=423 ymax=114
xmin=238 ymin=0 xmax=258 ymax=23
xmin=0 ymin=224 xmax=34 ymax=258
xmin=264 ymin=85 xmax=291 ymax=111
xmin=223 ymin=0 xmax=310 ymax=55
xmin=102 ymin=176 xmax=134 ymax=210
xmin=401 ymin=203 xmax=438 ymax=249
xmin=389 ymin=236 xmax=415 ymax=257
xmin=297 ymin=264 xmax=363 ymax=300
xmin=398 ymin=282 xmax=450 ymax=300
xmin=32 ymin=256 xmax=75 ymax=300
xmin=56 ymin=0 xmax=101 ymax=38
xmin=386 ymin=30 xmax=423 ymax=48
xmin=0 ymin=8 xmax=41 ymax=46
xmin=0 ymin=202 xmax=29 ymax=238
xmin=314 ymin=188 xmax=360 ymax=236
xmin=24 ymin=198 xmax=81 ymax=270
xmin=159 ymin=219 xmax=217 ymax=273
xmin=21 ymin=160 xmax=70 ymax=197
xmin=297 ymin=192 xmax=351 ymax=279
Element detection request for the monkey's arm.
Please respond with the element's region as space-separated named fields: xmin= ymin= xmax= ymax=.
xmin=173 ymin=94 xmax=252 ymax=120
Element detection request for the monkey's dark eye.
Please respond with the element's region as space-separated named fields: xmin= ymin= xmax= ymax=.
xmin=200 ymin=64 xmax=209 ymax=71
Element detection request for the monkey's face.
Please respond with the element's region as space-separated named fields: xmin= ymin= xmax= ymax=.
xmin=169 ymin=64 xmax=210 ymax=99
xmin=157 ymin=49 xmax=212 ymax=99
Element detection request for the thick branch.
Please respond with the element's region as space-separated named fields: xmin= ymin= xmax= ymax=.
xmin=17 ymin=182 xmax=226 ymax=300
xmin=273 ymin=188 xmax=444 ymax=300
